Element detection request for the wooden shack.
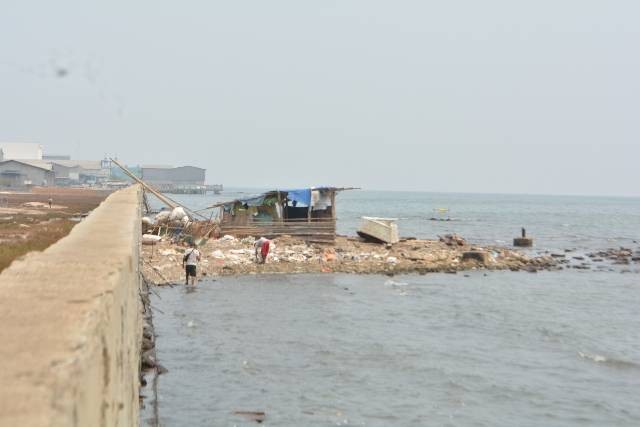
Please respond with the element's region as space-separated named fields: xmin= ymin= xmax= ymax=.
xmin=212 ymin=187 xmax=352 ymax=242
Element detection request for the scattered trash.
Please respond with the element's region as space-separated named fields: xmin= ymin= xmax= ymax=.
xmin=439 ymin=234 xmax=466 ymax=246
xmin=322 ymin=248 xmax=337 ymax=262
xmin=141 ymin=233 xmax=563 ymax=282
xmin=154 ymin=210 xmax=171 ymax=224
xmin=211 ymin=250 xmax=225 ymax=259
xmin=219 ymin=235 xmax=236 ymax=242
xmin=22 ymin=202 xmax=49 ymax=208
xmin=462 ymin=251 xmax=489 ymax=264
xmin=229 ymin=249 xmax=250 ymax=255
xmin=169 ymin=207 xmax=187 ymax=222
xmin=142 ymin=234 xmax=162 ymax=245
xmin=288 ymin=254 xmax=307 ymax=263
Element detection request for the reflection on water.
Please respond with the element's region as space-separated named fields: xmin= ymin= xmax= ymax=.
xmin=144 ymin=272 xmax=640 ymax=427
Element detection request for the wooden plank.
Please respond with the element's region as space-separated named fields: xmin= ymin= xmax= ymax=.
xmin=330 ymin=191 xmax=336 ymax=219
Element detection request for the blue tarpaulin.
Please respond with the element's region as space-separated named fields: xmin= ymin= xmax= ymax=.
xmin=282 ymin=188 xmax=312 ymax=206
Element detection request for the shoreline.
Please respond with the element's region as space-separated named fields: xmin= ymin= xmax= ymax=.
xmin=141 ymin=235 xmax=567 ymax=285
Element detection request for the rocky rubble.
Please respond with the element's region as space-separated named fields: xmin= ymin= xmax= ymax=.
xmin=538 ymin=246 xmax=640 ymax=272
xmin=141 ymin=235 xmax=561 ymax=284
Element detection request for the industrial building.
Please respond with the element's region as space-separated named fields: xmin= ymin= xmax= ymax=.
xmin=43 ymin=154 xmax=71 ymax=161
xmin=0 ymin=159 xmax=55 ymax=188
xmin=51 ymin=160 xmax=111 ymax=185
xmin=141 ymin=165 xmax=207 ymax=193
xmin=0 ymin=143 xmax=43 ymax=161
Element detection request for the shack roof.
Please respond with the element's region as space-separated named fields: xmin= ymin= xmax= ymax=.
xmin=208 ymin=187 xmax=357 ymax=209
xmin=140 ymin=165 xmax=205 ymax=170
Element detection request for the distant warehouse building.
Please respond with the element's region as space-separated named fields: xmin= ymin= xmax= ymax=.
xmin=0 ymin=159 xmax=55 ymax=188
xmin=141 ymin=165 xmax=206 ymax=194
xmin=0 ymin=143 xmax=44 ymax=161
xmin=43 ymin=154 xmax=71 ymax=161
xmin=51 ymin=160 xmax=110 ymax=185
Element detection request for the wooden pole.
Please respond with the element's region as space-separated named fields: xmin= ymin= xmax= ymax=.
xmin=330 ymin=191 xmax=336 ymax=219
xmin=142 ymin=190 xmax=151 ymax=214
xmin=110 ymin=158 xmax=177 ymax=208
xmin=110 ymin=158 xmax=208 ymax=220
xmin=276 ymin=191 xmax=283 ymax=222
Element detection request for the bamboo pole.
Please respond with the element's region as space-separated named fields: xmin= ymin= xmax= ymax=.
xmin=110 ymin=158 xmax=208 ymax=220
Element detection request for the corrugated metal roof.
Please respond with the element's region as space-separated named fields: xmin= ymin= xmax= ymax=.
xmin=0 ymin=159 xmax=53 ymax=171
xmin=141 ymin=164 xmax=174 ymax=169
xmin=208 ymin=187 xmax=357 ymax=208
xmin=51 ymin=160 xmax=103 ymax=170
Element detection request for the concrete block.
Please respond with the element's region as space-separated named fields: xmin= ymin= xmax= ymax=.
xmin=514 ymin=237 xmax=534 ymax=247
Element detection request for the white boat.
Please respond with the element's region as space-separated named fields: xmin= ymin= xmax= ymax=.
xmin=357 ymin=217 xmax=399 ymax=244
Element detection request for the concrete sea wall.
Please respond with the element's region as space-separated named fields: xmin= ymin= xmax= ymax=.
xmin=0 ymin=185 xmax=142 ymax=427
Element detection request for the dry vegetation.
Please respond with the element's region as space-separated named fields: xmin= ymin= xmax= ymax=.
xmin=0 ymin=188 xmax=111 ymax=273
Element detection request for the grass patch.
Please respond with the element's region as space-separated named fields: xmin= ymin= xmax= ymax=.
xmin=0 ymin=189 xmax=110 ymax=273
xmin=0 ymin=219 xmax=77 ymax=273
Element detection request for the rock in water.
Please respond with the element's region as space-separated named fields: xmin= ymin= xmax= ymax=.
xmin=462 ymin=251 xmax=489 ymax=264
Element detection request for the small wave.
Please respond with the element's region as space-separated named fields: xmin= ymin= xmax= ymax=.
xmin=578 ymin=351 xmax=607 ymax=363
xmin=578 ymin=351 xmax=640 ymax=369
xmin=384 ymin=279 xmax=408 ymax=287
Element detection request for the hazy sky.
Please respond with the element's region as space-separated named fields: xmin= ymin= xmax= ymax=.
xmin=1 ymin=1 xmax=638 ymax=196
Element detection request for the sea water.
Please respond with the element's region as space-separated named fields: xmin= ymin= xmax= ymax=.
xmin=155 ymin=189 xmax=640 ymax=250
xmin=143 ymin=191 xmax=640 ymax=426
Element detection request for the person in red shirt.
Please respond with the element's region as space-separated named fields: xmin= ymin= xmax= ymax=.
xmin=254 ymin=237 xmax=271 ymax=264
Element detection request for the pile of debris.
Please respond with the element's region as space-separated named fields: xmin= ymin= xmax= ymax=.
xmin=142 ymin=206 xmax=219 ymax=245
xmin=141 ymin=234 xmax=561 ymax=284
xmin=439 ymin=234 xmax=466 ymax=246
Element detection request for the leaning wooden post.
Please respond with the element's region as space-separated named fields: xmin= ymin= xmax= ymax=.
xmin=330 ymin=191 xmax=336 ymax=219
xmin=330 ymin=191 xmax=337 ymax=239
xmin=276 ymin=191 xmax=283 ymax=223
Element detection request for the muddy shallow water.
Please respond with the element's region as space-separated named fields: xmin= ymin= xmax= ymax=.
xmin=143 ymin=272 xmax=639 ymax=426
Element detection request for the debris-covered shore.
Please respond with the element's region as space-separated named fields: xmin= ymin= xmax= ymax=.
xmin=141 ymin=234 xmax=564 ymax=284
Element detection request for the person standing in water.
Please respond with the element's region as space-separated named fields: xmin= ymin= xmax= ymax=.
xmin=182 ymin=242 xmax=201 ymax=285
xmin=48 ymin=197 xmax=53 ymax=209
